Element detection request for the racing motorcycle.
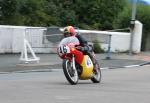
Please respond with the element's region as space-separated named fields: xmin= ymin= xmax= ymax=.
xmin=57 ymin=36 xmax=101 ymax=85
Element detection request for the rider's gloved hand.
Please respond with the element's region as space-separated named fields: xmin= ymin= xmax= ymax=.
xmin=75 ymin=45 xmax=91 ymax=52
xmin=80 ymin=47 xmax=85 ymax=51
xmin=77 ymin=46 xmax=88 ymax=52
xmin=76 ymin=46 xmax=83 ymax=51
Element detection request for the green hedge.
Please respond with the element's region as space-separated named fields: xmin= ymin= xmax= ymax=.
xmin=93 ymin=39 xmax=104 ymax=53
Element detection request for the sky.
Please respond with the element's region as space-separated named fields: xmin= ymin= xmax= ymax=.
xmin=140 ymin=0 xmax=150 ymax=4
xmin=130 ymin=0 xmax=150 ymax=5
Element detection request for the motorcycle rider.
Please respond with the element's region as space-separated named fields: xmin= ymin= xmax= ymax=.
xmin=63 ymin=26 xmax=96 ymax=66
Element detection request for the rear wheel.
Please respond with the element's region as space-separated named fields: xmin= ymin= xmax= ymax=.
xmin=91 ymin=60 xmax=101 ymax=83
xmin=63 ymin=59 xmax=79 ymax=85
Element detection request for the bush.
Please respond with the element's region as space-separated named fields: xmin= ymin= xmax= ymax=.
xmin=92 ymin=39 xmax=104 ymax=53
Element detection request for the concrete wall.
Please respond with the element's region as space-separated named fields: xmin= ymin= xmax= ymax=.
xmin=106 ymin=32 xmax=130 ymax=52
xmin=0 ymin=21 xmax=142 ymax=53
xmin=0 ymin=26 xmax=24 ymax=53
xmin=132 ymin=21 xmax=143 ymax=53
xmin=105 ymin=21 xmax=142 ymax=53
xmin=0 ymin=25 xmax=51 ymax=53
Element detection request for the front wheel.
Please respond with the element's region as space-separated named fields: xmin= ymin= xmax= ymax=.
xmin=91 ymin=60 xmax=101 ymax=83
xmin=63 ymin=59 xmax=79 ymax=85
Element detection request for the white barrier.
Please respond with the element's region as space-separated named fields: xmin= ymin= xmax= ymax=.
xmin=0 ymin=26 xmax=24 ymax=53
xmin=69 ymin=20 xmax=142 ymax=53
xmin=20 ymin=30 xmax=40 ymax=63
xmin=132 ymin=21 xmax=143 ymax=53
xmin=0 ymin=21 xmax=142 ymax=54
xmin=77 ymin=29 xmax=131 ymax=52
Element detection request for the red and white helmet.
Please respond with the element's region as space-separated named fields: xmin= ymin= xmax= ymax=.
xmin=63 ymin=26 xmax=76 ymax=37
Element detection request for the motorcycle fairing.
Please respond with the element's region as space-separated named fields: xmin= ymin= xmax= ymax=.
xmin=80 ymin=55 xmax=94 ymax=79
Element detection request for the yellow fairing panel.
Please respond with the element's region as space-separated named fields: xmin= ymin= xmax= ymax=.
xmin=80 ymin=55 xmax=94 ymax=79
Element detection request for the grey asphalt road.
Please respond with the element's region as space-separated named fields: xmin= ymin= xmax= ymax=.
xmin=0 ymin=65 xmax=150 ymax=103
xmin=0 ymin=53 xmax=147 ymax=73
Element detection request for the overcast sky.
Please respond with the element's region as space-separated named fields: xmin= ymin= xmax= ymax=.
xmin=140 ymin=0 xmax=150 ymax=4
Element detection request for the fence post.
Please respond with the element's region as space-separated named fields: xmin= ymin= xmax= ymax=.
xmin=106 ymin=34 xmax=112 ymax=60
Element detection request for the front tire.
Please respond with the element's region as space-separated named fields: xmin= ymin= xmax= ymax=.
xmin=63 ymin=59 xmax=79 ymax=85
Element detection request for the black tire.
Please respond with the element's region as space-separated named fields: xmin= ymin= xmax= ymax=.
xmin=91 ymin=60 xmax=101 ymax=83
xmin=63 ymin=59 xmax=79 ymax=85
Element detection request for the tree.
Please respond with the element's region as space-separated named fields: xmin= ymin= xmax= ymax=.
xmin=55 ymin=0 xmax=78 ymax=26
xmin=0 ymin=0 xmax=18 ymax=24
xmin=17 ymin=0 xmax=50 ymax=26
xmin=43 ymin=0 xmax=60 ymax=26
xmin=0 ymin=0 xmax=128 ymax=30
xmin=72 ymin=0 xmax=127 ymax=30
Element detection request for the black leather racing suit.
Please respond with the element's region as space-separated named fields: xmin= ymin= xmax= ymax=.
xmin=76 ymin=34 xmax=95 ymax=64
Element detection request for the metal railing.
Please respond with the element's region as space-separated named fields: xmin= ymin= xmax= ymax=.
xmin=24 ymin=27 xmax=130 ymax=60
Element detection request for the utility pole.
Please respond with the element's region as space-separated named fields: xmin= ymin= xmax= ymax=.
xmin=129 ymin=0 xmax=137 ymax=55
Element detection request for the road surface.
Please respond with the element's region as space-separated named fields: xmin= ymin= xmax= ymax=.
xmin=0 ymin=65 xmax=150 ymax=103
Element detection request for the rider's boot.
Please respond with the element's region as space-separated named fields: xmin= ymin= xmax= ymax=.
xmin=88 ymin=52 xmax=97 ymax=71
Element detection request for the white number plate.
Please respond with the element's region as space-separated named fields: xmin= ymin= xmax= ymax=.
xmin=59 ymin=45 xmax=70 ymax=54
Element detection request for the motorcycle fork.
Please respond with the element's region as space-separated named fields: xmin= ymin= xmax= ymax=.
xmin=71 ymin=55 xmax=77 ymax=76
xmin=72 ymin=55 xmax=76 ymax=70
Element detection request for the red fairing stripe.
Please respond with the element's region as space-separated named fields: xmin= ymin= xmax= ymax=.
xmin=70 ymin=48 xmax=84 ymax=64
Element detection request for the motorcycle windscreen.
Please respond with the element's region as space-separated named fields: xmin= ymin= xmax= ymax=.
xmin=80 ymin=55 xmax=94 ymax=79
xmin=59 ymin=36 xmax=80 ymax=47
